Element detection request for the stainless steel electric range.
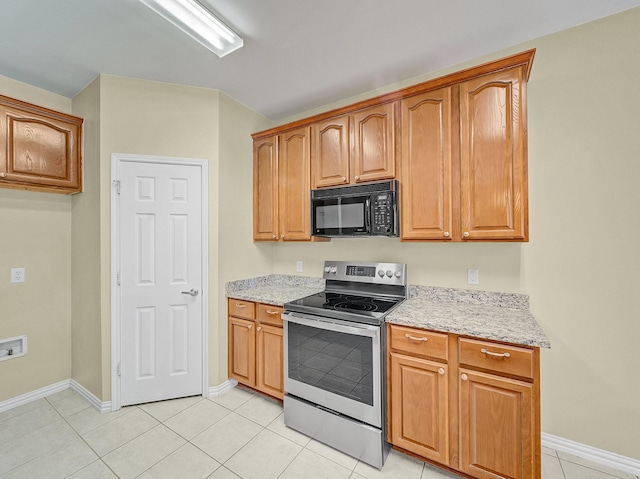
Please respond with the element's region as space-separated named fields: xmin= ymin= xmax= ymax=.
xmin=282 ymin=261 xmax=407 ymax=469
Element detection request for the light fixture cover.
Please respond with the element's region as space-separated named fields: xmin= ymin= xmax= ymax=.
xmin=139 ymin=0 xmax=243 ymax=57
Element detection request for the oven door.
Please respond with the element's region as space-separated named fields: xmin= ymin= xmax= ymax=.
xmin=283 ymin=311 xmax=381 ymax=427
xmin=311 ymin=195 xmax=370 ymax=236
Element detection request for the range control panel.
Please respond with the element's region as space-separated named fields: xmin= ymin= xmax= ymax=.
xmin=323 ymin=261 xmax=406 ymax=286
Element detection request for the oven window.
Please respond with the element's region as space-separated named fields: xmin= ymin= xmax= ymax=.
xmin=287 ymin=322 xmax=374 ymax=406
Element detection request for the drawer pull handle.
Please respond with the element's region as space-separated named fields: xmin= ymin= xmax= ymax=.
xmin=235 ymin=303 xmax=246 ymax=308
xmin=481 ymin=348 xmax=511 ymax=358
xmin=405 ymin=334 xmax=428 ymax=342
xmin=266 ymin=310 xmax=279 ymax=315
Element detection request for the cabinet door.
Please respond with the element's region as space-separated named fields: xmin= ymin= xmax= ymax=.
xmin=253 ymin=136 xmax=278 ymax=241
xmin=312 ymin=115 xmax=350 ymax=188
xmin=256 ymin=323 xmax=283 ymax=399
xmin=459 ymin=67 xmax=528 ymax=240
xmin=389 ymin=353 xmax=448 ymax=464
xmin=352 ymin=103 xmax=396 ymax=183
xmin=0 ymin=96 xmax=83 ymax=194
xmin=459 ymin=368 xmax=535 ymax=479
xmin=228 ymin=316 xmax=256 ymax=386
xmin=279 ymin=127 xmax=311 ymax=241
xmin=400 ymin=89 xmax=454 ymax=240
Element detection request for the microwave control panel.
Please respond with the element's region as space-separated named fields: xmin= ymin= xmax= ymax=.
xmin=371 ymin=192 xmax=397 ymax=235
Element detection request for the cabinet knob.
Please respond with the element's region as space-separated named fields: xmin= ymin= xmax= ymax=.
xmin=271 ymin=235 xmax=276 ymax=239
xmin=257 ymin=326 xmax=262 ymax=331
xmin=341 ymin=176 xmax=346 ymax=182
xmin=355 ymin=175 xmax=360 ymax=181
xmin=461 ymin=373 xmax=468 ymax=381
xmin=463 ymin=232 xmax=470 ymax=238
xmin=438 ymin=368 xmax=445 ymax=375
xmin=247 ymin=324 xmax=252 ymax=330
xmin=443 ymin=231 xmax=450 ymax=238
xmin=0 ymin=172 xmax=6 ymax=178
xmin=281 ymin=234 xmax=285 ymax=239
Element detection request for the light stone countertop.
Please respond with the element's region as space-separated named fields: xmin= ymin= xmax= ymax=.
xmin=225 ymin=274 xmax=324 ymax=306
xmin=225 ymin=275 xmax=550 ymax=349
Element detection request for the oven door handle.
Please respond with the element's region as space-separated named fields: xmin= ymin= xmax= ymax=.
xmin=282 ymin=311 xmax=380 ymax=337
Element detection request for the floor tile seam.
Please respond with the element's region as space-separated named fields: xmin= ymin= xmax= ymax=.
xmin=82 ymin=410 xmax=162 ymax=459
xmin=184 ymin=435 xmax=227 ymax=467
xmin=0 ymin=399 xmax=52 ymax=426
xmin=558 ymin=456 xmax=632 ymax=479
xmin=0 ymin=419 xmax=88 ymax=478
xmin=120 ymin=437 xmax=189 ymax=479
xmin=304 ymin=442 xmax=362 ymax=473
xmin=66 ymin=405 xmax=140 ymax=437
xmin=274 ymin=443 xmax=308 ymax=479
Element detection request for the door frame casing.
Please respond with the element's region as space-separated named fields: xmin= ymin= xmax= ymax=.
xmin=110 ymin=153 xmax=209 ymax=411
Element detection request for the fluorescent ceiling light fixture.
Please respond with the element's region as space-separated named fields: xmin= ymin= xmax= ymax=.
xmin=139 ymin=0 xmax=243 ymax=57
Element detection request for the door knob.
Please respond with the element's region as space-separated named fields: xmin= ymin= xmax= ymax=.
xmin=181 ymin=288 xmax=199 ymax=297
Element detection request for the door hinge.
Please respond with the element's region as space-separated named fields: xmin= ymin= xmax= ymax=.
xmin=113 ymin=179 xmax=121 ymax=195
xmin=117 ymin=272 xmax=121 ymax=286
xmin=117 ymin=362 xmax=121 ymax=377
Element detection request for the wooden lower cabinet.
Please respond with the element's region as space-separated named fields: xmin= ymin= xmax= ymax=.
xmin=256 ymin=323 xmax=284 ymax=399
xmin=459 ymin=369 xmax=535 ymax=479
xmin=388 ymin=324 xmax=540 ymax=479
xmin=227 ymin=299 xmax=284 ymax=400
xmin=389 ymin=353 xmax=449 ymax=464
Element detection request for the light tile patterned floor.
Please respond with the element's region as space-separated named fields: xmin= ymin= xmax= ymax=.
xmin=0 ymin=387 xmax=637 ymax=479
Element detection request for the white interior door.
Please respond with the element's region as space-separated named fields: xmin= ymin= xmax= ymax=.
xmin=117 ymin=158 xmax=205 ymax=406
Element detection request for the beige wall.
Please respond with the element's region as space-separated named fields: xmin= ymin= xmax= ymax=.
xmin=216 ymin=92 xmax=273 ymax=382
xmin=71 ymin=77 xmax=103 ymax=399
xmin=270 ymin=9 xmax=640 ymax=459
xmin=0 ymin=75 xmax=73 ymax=401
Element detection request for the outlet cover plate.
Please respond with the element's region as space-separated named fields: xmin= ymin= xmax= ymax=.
xmin=467 ymin=268 xmax=479 ymax=285
xmin=11 ymin=268 xmax=25 ymax=283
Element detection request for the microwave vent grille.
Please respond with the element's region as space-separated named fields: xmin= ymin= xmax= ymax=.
xmin=311 ymin=180 xmax=398 ymax=199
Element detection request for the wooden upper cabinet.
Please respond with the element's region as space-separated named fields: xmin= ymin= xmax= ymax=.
xmin=312 ymin=115 xmax=350 ymax=188
xmin=312 ymin=103 xmax=396 ymax=188
xmin=400 ymin=88 xmax=454 ymax=240
xmin=0 ymin=94 xmax=83 ymax=194
xmin=253 ymin=136 xmax=278 ymax=241
xmin=352 ymin=103 xmax=396 ymax=183
xmin=459 ymin=67 xmax=528 ymax=241
xmin=279 ymin=127 xmax=312 ymax=241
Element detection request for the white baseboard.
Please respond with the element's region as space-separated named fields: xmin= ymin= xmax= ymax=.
xmin=542 ymin=432 xmax=640 ymax=475
xmin=0 ymin=379 xmax=70 ymax=413
xmin=209 ymin=379 xmax=238 ymax=397
xmin=70 ymin=379 xmax=111 ymax=413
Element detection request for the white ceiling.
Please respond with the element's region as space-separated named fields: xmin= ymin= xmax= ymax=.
xmin=1 ymin=0 xmax=639 ymax=121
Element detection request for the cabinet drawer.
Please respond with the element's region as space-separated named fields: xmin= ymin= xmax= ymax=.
xmin=257 ymin=304 xmax=283 ymax=326
xmin=389 ymin=324 xmax=448 ymax=361
xmin=228 ymin=298 xmax=256 ymax=320
xmin=458 ymin=338 xmax=534 ymax=379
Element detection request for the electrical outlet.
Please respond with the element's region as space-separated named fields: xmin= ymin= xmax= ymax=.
xmin=467 ymin=268 xmax=479 ymax=285
xmin=11 ymin=268 xmax=25 ymax=283
xmin=296 ymin=261 xmax=304 ymax=273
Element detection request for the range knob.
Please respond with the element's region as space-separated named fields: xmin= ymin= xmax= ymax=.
xmin=324 ymin=266 xmax=331 ymax=273
xmin=330 ymin=266 xmax=338 ymax=274
xmin=386 ymin=270 xmax=393 ymax=278
xmin=394 ymin=271 xmax=402 ymax=278
xmin=377 ymin=269 xmax=385 ymax=278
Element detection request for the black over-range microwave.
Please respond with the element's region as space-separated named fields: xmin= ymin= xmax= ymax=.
xmin=311 ymin=180 xmax=399 ymax=237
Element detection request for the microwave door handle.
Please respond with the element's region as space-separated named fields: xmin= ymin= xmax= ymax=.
xmin=365 ymin=197 xmax=371 ymax=231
